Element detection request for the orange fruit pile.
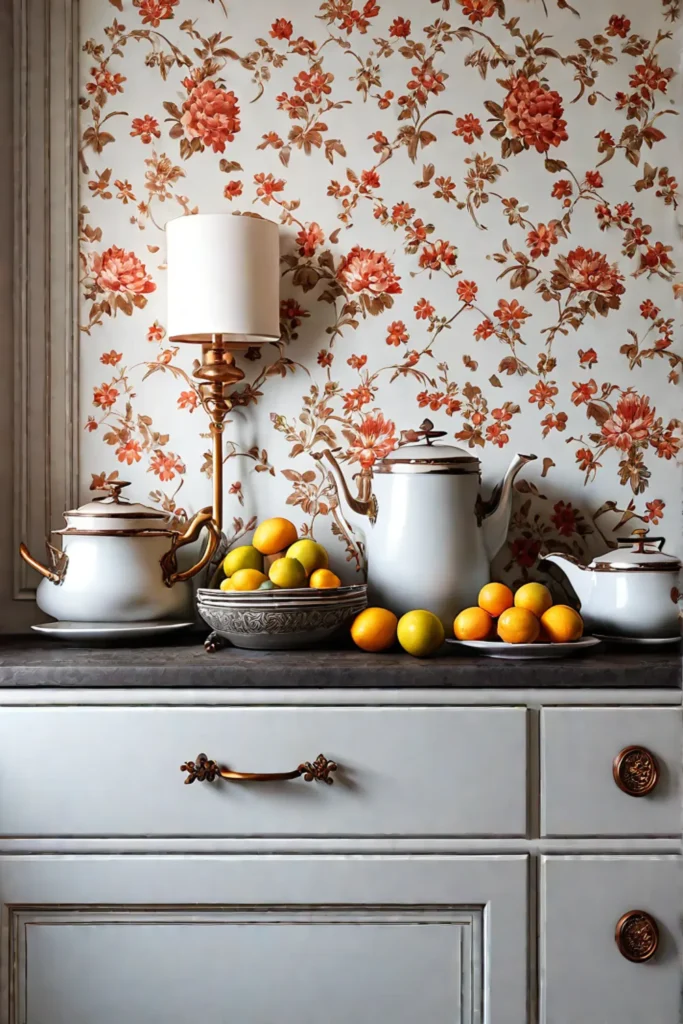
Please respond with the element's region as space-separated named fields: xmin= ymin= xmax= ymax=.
xmin=454 ymin=581 xmax=583 ymax=645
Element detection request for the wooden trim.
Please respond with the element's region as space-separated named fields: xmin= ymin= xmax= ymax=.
xmin=11 ymin=0 xmax=79 ymax=607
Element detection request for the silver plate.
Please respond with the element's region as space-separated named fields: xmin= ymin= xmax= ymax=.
xmin=32 ymin=620 xmax=194 ymax=640
xmin=446 ymin=636 xmax=602 ymax=659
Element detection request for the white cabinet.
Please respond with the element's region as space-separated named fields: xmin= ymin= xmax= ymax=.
xmin=540 ymin=856 xmax=682 ymax=1024
xmin=0 ymin=854 xmax=528 ymax=1024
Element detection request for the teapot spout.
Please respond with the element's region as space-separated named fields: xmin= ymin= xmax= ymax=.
xmin=313 ymin=449 xmax=377 ymax=523
xmin=480 ymin=453 xmax=537 ymax=559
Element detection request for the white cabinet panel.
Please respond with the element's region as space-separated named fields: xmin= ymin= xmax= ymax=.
xmin=541 ymin=855 xmax=681 ymax=1024
xmin=0 ymin=854 xmax=528 ymax=1024
xmin=541 ymin=708 xmax=680 ymax=836
xmin=0 ymin=706 xmax=527 ymax=837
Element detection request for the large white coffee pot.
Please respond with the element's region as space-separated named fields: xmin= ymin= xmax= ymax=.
xmin=316 ymin=420 xmax=536 ymax=626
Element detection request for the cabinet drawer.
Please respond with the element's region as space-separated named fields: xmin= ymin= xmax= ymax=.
xmin=0 ymin=706 xmax=527 ymax=837
xmin=541 ymin=855 xmax=682 ymax=1024
xmin=541 ymin=708 xmax=680 ymax=836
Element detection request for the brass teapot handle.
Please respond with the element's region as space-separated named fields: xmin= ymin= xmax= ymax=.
xmin=19 ymin=541 xmax=68 ymax=585
xmin=161 ymin=507 xmax=220 ymax=586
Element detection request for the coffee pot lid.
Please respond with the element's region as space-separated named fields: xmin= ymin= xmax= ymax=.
xmin=377 ymin=420 xmax=479 ymax=474
xmin=590 ymin=528 xmax=681 ymax=571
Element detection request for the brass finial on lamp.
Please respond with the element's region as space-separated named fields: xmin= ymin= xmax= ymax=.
xmin=166 ymin=214 xmax=280 ymax=532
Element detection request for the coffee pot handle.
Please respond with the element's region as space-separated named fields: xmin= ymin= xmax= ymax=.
xmin=161 ymin=508 xmax=220 ymax=586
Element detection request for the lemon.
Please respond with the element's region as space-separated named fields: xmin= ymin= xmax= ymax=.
xmin=222 ymin=544 xmax=263 ymax=578
xmin=541 ymin=605 xmax=583 ymax=643
xmin=350 ymin=608 xmax=398 ymax=652
xmin=397 ymin=610 xmax=445 ymax=657
xmin=454 ymin=606 xmax=493 ymax=641
xmin=258 ymin=580 xmax=278 ymax=591
xmin=253 ymin=517 xmax=298 ymax=555
xmin=231 ymin=568 xmax=269 ymax=592
xmin=219 ymin=577 xmax=236 ymax=591
xmin=268 ymin=557 xmax=306 ymax=589
xmin=287 ymin=539 xmax=329 ymax=577
xmin=309 ymin=568 xmax=341 ymax=589
xmin=497 ymin=607 xmax=540 ymax=644
xmin=514 ymin=582 xmax=553 ymax=617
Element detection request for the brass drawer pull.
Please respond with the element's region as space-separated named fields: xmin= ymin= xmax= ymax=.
xmin=612 ymin=745 xmax=659 ymax=796
xmin=615 ymin=910 xmax=659 ymax=963
xmin=180 ymin=752 xmax=337 ymax=785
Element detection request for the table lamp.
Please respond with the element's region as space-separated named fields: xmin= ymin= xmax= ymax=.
xmin=166 ymin=213 xmax=280 ymax=533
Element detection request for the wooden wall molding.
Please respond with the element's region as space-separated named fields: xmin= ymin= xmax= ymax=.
xmin=10 ymin=0 xmax=79 ymax=615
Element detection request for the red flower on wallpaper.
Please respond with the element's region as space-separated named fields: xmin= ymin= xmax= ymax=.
xmin=337 ymin=247 xmax=402 ymax=312
xmin=149 ymin=450 xmax=186 ymax=482
xmin=116 ymin=440 xmax=143 ymax=465
xmin=93 ymin=383 xmax=119 ymax=410
xmin=88 ymin=246 xmax=156 ymax=313
xmin=296 ymin=222 xmax=325 ymax=257
xmin=346 ymin=413 xmax=397 ymax=469
xmin=86 ymin=66 xmax=126 ymax=97
xmin=453 ymin=114 xmax=483 ymax=144
xmin=551 ymin=247 xmax=625 ymax=299
xmin=270 ymin=18 xmax=293 ymax=40
xmin=459 ymin=0 xmax=498 ymax=24
xmin=180 ymin=80 xmax=241 ymax=154
xmin=386 ymin=321 xmax=409 ymax=346
xmin=133 ymin=0 xmax=178 ymax=27
xmin=418 ymin=239 xmax=457 ymax=272
xmin=503 ymin=75 xmax=568 ymax=153
xmin=601 ymin=392 xmax=655 ymax=451
xmin=389 ymin=17 xmax=411 ymax=37
xmin=550 ymin=500 xmax=578 ymax=536
xmin=130 ymin=115 xmax=161 ymax=143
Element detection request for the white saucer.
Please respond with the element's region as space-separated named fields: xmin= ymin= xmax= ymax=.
xmin=32 ymin=620 xmax=194 ymax=641
xmin=446 ymin=636 xmax=602 ymax=659
xmin=593 ymin=633 xmax=681 ymax=646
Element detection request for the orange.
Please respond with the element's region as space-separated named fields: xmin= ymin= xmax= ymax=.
xmin=351 ymin=607 xmax=398 ymax=653
xmin=478 ymin=582 xmax=514 ymax=618
xmin=514 ymin=582 xmax=553 ymax=617
xmin=497 ymin=607 xmax=540 ymax=644
xmin=252 ymin=517 xmax=298 ymax=555
xmin=230 ymin=568 xmax=269 ymax=591
xmin=541 ymin=604 xmax=584 ymax=643
xmin=454 ymin=606 xmax=493 ymax=641
xmin=309 ymin=568 xmax=341 ymax=589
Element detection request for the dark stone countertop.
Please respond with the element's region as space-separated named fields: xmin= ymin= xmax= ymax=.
xmin=0 ymin=635 xmax=679 ymax=688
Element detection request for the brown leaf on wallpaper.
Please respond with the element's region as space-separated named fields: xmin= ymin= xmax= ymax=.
xmin=415 ymin=164 xmax=435 ymax=189
xmin=219 ymin=159 xmax=243 ymax=173
xmin=328 ymin=228 xmax=341 ymax=245
xmin=463 ymin=355 xmax=478 ymax=371
xmin=147 ymin=245 xmax=159 ymax=253
xmin=586 ymin=401 xmax=610 ymax=427
xmin=108 ymin=0 xmax=123 ymax=10
xmin=541 ymin=458 xmax=555 ymax=478
xmin=489 ymin=374 xmax=502 ymax=387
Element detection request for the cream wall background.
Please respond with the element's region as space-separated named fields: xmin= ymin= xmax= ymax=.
xmin=78 ymin=0 xmax=682 ymax=583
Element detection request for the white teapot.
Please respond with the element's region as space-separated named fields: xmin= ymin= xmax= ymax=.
xmin=540 ymin=528 xmax=681 ymax=639
xmin=315 ymin=419 xmax=536 ymax=626
xmin=20 ymin=482 xmax=219 ymax=622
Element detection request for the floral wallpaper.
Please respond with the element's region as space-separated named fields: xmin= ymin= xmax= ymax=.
xmin=79 ymin=0 xmax=682 ymax=583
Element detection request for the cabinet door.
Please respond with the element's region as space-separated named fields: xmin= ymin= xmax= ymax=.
xmin=0 ymin=855 xmax=527 ymax=1024
xmin=541 ymin=855 xmax=681 ymax=1024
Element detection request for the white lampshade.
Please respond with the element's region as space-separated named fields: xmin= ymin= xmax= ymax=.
xmin=166 ymin=213 xmax=280 ymax=343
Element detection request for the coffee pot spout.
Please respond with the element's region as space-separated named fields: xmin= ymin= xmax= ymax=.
xmin=313 ymin=449 xmax=377 ymax=523
xmin=480 ymin=453 xmax=537 ymax=559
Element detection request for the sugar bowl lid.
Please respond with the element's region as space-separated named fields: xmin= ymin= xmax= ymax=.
xmin=59 ymin=481 xmax=172 ymax=534
xmin=376 ymin=419 xmax=480 ymax=474
xmin=590 ymin=528 xmax=681 ymax=572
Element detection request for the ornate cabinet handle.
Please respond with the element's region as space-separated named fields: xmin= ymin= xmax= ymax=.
xmin=180 ymin=752 xmax=337 ymax=785
xmin=615 ymin=910 xmax=659 ymax=963
xmin=612 ymin=745 xmax=659 ymax=797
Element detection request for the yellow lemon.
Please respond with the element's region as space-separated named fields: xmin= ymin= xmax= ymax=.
xmin=287 ymin=539 xmax=329 ymax=577
xmin=268 ymin=557 xmax=306 ymax=589
xmin=541 ymin=605 xmax=584 ymax=643
xmin=309 ymin=568 xmax=341 ymax=589
xmin=222 ymin=544 xmax=263 ymax=578
xmin=397 ymin=610 xmax=445 ymax=658
xmin=351 ymin=608 xmax=398 ymax=652
xmin=514 ymin=582 xmax=553 ymax=617
xmin=219 ymin=577 xmax=236 ymax=591
xmin=230 ymin=568 xmax=269 ymax=592
xmin=497 ymin=607 xmax=540 ymax=644
xmin=454 ymin=606 xmax=493 ymax=641
xmin=253 ymin=517 xmax=298 ymax=555
xmin=478 ymin=582 xmax=514 ymax=618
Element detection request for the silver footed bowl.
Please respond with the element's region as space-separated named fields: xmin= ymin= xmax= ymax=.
xmin=197 ymin=584 xmax=367 ymax=650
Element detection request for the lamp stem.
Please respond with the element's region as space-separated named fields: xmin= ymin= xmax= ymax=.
xmin=210 ymin=334 xmax=226 ymax=533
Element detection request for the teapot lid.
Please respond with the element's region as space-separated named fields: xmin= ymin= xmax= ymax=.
xmin=376 ymin=420 xmax=479 ymax=475
xmin=60 ymin=481 xmax=172 ymax=535
xmin=590 ymin=528 xmax=681 ymax=572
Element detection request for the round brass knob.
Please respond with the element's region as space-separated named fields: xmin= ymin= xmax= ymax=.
xmin=612 ymin=745 xmax=659 ymax=797
xmin=615 ymin=910 xmax=659 ymax=963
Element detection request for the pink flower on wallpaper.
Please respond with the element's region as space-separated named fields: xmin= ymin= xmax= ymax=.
xmin=181 ymin=80 xmax=241 ymax=153
xmin=346 ymin=413 xmax=397 ymax=469
xmin=92 ymin=246 xmax=156 ymax=298
xmin=337 ymin=246 xmax=402 ymax=296
xmin=178 ymin=390 xmax=198 ymax=412
xmin=551 ymin=247 xmax=625 ymax=297
xmin=601 ymin=392 xmax=655 ymax=451
xmin=503 ymin=75 xmax=568 ymax=153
